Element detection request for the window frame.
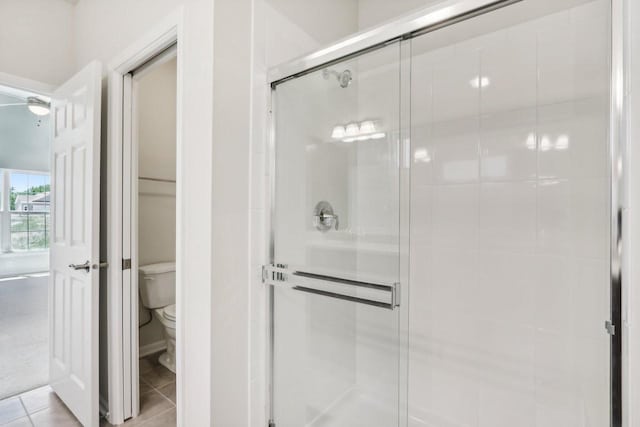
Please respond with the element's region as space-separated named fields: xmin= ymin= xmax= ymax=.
xmin=0 ymin=168 xmax=51 ymax=253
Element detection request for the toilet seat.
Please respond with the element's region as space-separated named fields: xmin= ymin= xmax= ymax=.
xmin=162 ymin=304 xmax=176 ymax=322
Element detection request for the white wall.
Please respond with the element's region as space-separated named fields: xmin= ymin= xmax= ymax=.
xmin=0 ymin=0 xmax=75 ymax=86
xmin=73 ymin=0 xmax=187 ymax=72
xmin=136 ymin=58 xmax=177 ymax=266
xmin=357 ymin=0 xmax=441 ymax=30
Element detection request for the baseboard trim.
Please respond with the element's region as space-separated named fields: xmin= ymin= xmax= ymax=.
xmin=139 ymin=340 xmax=167 ymax=358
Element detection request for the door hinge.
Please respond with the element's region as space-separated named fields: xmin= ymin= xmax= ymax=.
xmin=268 ymin=421 xmax=276 ymax=427
xmin=122 ymin=258 xmax=132 ymax=270
xmin=605 ymin=320 xmax=616 ymax=336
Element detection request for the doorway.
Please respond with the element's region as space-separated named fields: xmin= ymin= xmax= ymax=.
xmin=0 ymin=60 xmax=103 ymax=427
xmin=128 ymin=48 xmax=178 ymax=423
xmin=0 ymin=85 xmax=52 ymax=401
xmin=107 ymin=44 xmax=180 ymax=425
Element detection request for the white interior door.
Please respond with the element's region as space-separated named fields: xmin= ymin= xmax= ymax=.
xmin=49 ymin=60 xmax=102 ymax=427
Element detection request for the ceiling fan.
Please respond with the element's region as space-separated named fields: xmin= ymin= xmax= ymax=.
xmin=0 ymin=96 xmax=50 ymax=116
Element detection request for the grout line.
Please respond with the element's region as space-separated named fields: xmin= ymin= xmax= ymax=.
xmin=151 ymin=385 xmax=176 ymax=408
xmin=139 ymin=376 xmax=175 ymax=407
xmin=17 ymin=397 xmax=35 ymax=427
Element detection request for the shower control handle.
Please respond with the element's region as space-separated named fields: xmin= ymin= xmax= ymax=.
xmin=314 ymin=213 xmax=339 ymax=230
xmin=313 ymin=201 xmax=339 ymax=232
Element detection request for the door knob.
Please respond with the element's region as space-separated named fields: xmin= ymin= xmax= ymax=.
xmin=69 ymin=260 xmax=91 ymax=273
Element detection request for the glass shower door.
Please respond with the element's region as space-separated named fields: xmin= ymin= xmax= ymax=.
xmin=408 ymin=0 xmax=612 ymax=425
xmin=269 ymin=42 xmax=404 ymax=427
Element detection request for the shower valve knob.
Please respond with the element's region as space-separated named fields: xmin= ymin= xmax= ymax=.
xmin=313 ymin=201 xmax=339 ymax=232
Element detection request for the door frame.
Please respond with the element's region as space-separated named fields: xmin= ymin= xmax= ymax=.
xmin=106 ymin=9 xmax=184 ymax=425
xmin=265 ymin=0 xmax=627 ymax=426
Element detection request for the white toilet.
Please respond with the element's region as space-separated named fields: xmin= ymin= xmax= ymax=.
xmin=138 ymin=262 xmax=177 ymax=373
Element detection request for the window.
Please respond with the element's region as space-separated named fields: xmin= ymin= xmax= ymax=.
xmin=0 ymin=170 xmax=50 ymax=252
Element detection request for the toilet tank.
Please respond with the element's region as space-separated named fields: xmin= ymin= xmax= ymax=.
xmin=138 ymin=262 xmax=176 ymax=309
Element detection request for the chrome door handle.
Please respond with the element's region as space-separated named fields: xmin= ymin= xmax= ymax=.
xmin=69 ymin=260 xmax=91 ymax=273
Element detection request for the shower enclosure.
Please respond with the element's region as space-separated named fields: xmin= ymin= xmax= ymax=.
xmin=264 ymin=0 xmax=621 ymax=426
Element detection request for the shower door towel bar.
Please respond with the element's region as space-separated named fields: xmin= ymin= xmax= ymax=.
xmin=262 ymin=264 xmax=400 ymax=310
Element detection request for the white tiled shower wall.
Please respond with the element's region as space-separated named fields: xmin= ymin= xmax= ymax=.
xmin=409 ymin=1 xmax=610 ymax=426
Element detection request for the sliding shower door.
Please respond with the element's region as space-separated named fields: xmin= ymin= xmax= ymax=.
xmin=270 ymin=0 xmax=614 ymax=426
xmin=409 ymin=0 xmax=611 ymax=426
xmin=269 ymin=42 xmax=405 ymax=427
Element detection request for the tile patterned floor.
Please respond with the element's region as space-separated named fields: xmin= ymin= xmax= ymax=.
xmin=0 ymin=353 xmax=176 ymax=427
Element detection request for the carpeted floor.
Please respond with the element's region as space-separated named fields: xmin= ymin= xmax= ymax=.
xmin=0 ymin=274 xmax=48 ymax=399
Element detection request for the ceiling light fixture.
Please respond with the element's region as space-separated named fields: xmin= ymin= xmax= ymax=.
xmin=469 ymin=76 xmax=490 ymax=89
xmin=331 ymin=125 xmax=346 ymax=139
xmin=359 ymin=120 xmax=376 ymax=134
xmin=27 ymin=97 xmax=50 ymax=116
xmin=331 ymin=120 xmax=385 ymax=143
xmin=345 ymin=123 xmax=360 ymax=137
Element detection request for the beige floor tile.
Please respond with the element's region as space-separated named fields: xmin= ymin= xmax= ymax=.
xmin=2 ymin=416 xmax=32 ymax=427
xmin=19 ymin=385 xmax=57 ymax=414
xmin=121 ymin=391 xmax=173 ymax=426
xmin=0 ymin=397 xmax=27 ymax=425
xmin=138 ymin=379 xmax=154 ymax=396
xmin=30 ymin=398 xmax=81 ymax=427
xmin=140 ymin=365 xmax=175 ymax=389
xmin=156 ymin=382 xmax=175 ymax=404
xmin=139 ymin=408 xmax=175 ymax=427
xmin=138 ymin=357 xmax=156 ymax=376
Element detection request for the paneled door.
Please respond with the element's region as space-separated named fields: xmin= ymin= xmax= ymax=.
xmin=49 ymin=60 xmax=102 ymax=427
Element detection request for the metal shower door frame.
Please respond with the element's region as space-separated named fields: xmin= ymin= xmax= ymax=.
xmin=265 ymin=0 xmax=627 ymax=426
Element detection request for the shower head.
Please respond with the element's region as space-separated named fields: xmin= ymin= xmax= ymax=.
xmin=323 ymin=68 xmax=352 ymax=88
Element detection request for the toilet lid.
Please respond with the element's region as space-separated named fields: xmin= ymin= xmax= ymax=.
xmin=163 ymin=304 xmax=176 ymax=321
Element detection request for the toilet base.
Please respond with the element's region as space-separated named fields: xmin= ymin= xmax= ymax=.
xmin=157 ymin=338 xmax=176 ymax=373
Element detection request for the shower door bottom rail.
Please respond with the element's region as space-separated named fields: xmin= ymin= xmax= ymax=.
xmin=262 ymin=264 xmax=400 ymax=310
